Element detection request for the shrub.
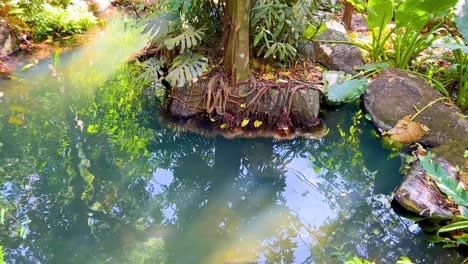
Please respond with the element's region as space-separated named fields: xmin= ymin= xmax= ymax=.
xmin=9 ymin=0 xmax=97 ymax=41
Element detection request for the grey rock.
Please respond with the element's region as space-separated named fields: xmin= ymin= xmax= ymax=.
xmin=394 ymin=158 xmax=459 ymax=217
xmin=0 ymin=26 xmax=19 ymax=58
xmin=169 ymin=83 xmax=204 ymax=118
xmin=314 ymin=21 xmax=363 ymax=74
xmin=290 ymin=88 xmax=321 ymax=127
xmin=364 ymin=68 xmax=468 ymax=147
xmin=297 ymin=41 xmax=315 ymax=62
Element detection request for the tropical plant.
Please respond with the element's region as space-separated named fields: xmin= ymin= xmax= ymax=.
xmin=347 ymin=0 xmax=457 ymax=69
xmin=426 ymin=1 xmax=468 ymax=110
xmin=8 ymin=0 xmax=97 ymax=41
xmin=412 ymin=152 xmax=468 ymax=247
xmin=137 ymin=9 xmax=209 ymax=88
xmin=250 ymin=0 xmax=328 ymax=64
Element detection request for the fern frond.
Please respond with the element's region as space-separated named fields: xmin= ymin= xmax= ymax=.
xmin=138 ymin=12 xmax=180 ymax=42
xmin=138 ymin=57 xmax=167 ymax=83
xmin=166 ymin=52 xmax=208 ymax=87
xmin=164 ymin=26 xmax=206 ymax=52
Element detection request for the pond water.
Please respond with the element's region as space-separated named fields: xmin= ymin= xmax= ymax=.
xmin=0 ymin=19 xmax=465 ymax=264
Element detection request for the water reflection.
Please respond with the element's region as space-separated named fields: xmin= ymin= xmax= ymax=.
xmin=0 ymin=18 xmax=465 ymax=264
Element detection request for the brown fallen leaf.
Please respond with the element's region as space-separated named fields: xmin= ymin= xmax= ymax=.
xmin=382 ymin=115 xmax=430 ymax=145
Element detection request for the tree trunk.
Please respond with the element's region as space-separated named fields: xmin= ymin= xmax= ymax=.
xmin=342 ymin=1 xmax=354 ymax=31
xmin=223 ymin=0 xmax=251 ymax=84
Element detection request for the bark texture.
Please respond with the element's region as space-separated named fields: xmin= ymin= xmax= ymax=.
xmin=224 ymin=0 xmax=251 ymax=84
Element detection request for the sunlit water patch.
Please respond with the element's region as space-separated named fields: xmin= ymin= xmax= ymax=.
xmin=0 ymin=18 xmax=465 ymax=264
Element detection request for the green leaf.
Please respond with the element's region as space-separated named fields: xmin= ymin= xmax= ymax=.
xmin=355 ymin=61 xmax=393 ymax=71
xmin=166 ymin=52 xmax=208 ymax=87
xmin=438 ymin=220 xmax=468 ymax=233
xmin=323 ymin=71 xmax=368 ymax=103
xmin=420 ymin=153 xmax=468 ymax=206
xmin=164 ymin=26 xmax=205 ymax=52
xmin=396 ymin=0 xmax=458 ymax=31
xmin=87 ymin=124 xmax=98 ymax=134
xmin=367 ymin=0 xmax=394 ymax=29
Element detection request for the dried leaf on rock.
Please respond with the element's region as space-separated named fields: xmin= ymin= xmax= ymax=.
xmin=383 ymin=115 xmax=430 ymax=145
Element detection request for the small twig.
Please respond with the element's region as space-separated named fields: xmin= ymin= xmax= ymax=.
xmin=410 ymin=97 xmax=449 ymax=121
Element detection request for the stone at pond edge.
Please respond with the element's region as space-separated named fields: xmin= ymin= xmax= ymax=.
xmin=0 ymin=26 xmax=20 ymax=58
xmin=394 ymin=158 xmax=458 ymax=217
xmin=169 ymin=83 xmax=205 ymax=118
xmin=290 ymin=89 xmax=320 ymax=127
xmin=364 ymin=68 xmax=468 ymax=147
xmin=314 ymin=21 xmax=363 ymax=75
xmin=168 ymin=82 xmax=321 ymax=129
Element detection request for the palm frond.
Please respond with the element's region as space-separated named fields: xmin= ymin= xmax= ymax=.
xmin=166 ymin=52 xmax=208 ymax=87
xmin=137 ymin=57 xmax=167 ymax=83
xmin=164 ymin=26 xmax=206 ymax=52
xmin=138 ymin=12 xmax=180 ymax=42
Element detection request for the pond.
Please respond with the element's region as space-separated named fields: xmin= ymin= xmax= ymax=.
xmin=0 ymin=19 xmax=465 ymax=264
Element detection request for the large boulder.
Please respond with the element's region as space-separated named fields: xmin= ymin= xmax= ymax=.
xmin=314 ymin=21 xmax=363 ymax=74
xmin=394 ymin=158 xmax=461 ymax=217
xmin=364 ymin=68 xmax=468 ymax=147
xmin=0 ymin=26 xmax=19 ymax=58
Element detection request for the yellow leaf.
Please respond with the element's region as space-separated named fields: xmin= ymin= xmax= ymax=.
xmin=254 ymin=120 xmax=263 ymax=128
xmin=348 ymin=32 xmax=358 ymax=39
xmin=277 ymin=79 xmax=288 ymax=83
xmin=241 ymin=118 xmax=250 ymax=127
xmin=240 ymin=103 xmax=246 ymax=108
xmin=210 ymin=118 xmax=216 ymax=122
xmin=263 ymin=73 xmax=275 ymax=80
xmin=279 ymin=71 xmax=291 ymax=76
xmin=9 ymin=116 xmax=24 ymax=125
xmin=220 ymin=124 xmax=227 ymax=129
xmin=21 ymin=64 xmax=35 ymax=71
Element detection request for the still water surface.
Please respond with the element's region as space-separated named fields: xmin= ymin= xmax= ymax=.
xmin=0 ymin=19 xmax=465 ymax=263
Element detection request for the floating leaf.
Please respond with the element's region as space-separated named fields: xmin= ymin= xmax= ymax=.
xmin=220 ymin=124 xmax=227 ymax=129
xmin=241 ymin=119 xmax=250 ymax=128
xmin=210 ymin=118 xmax=216 ymax=122
xmin=365 ymin=113 xmax=372 ymax=121
xmin=240 ymin=103 xmax=246 ymax=108
xmin=263 ymin=73 xmax=275 ymax=80
xmin=8 ymin=116 xmax=24 ymax=125
xmin=254 ymin=120 xmax=263 ymax=128
xmin=382 ymin=115 xmax=429 ymax=145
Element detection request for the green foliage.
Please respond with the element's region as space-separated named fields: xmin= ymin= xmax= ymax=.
xmin=396 ymin=256 xmax=414 ymax=264
xmin=163 ymin=26 xmax=206 ymax=52
xmin=355 ymin=0 xmax=457 ymax=68
xmin=166 ymin=52 xmax=208 ymax=87
xmin=9 ymin=0 xmax=97 ymax=41
xmin=79 ymin=65 xmax=153 ymax=160
xmin=344 ymin=257 xmax=374 ymax=264
xmin=0 ymin=246 xmax=4 ymax=264
xmin=123 ymin=238 xmax=168 ymax=264
xmin=250 ymin=0 xmax=324 ymax=63
xmin=138 ymin=9 xmax=208 ymax=87
xmin=322 ymin=71 xmax=368 ymax=103
xmin=419 ymin=153 xmax=468 ymax=207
